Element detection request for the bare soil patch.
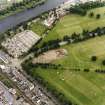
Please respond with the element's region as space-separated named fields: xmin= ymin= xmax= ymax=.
xmin=33 ymin=49 xmax=68 ymax=64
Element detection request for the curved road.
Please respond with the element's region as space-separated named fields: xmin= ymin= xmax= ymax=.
xmin=0 ymin=0 xmax=67 ymax=33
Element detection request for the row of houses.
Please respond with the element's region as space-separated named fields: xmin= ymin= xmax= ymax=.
xmin=0 ymin=81 xmax=30 ymax=105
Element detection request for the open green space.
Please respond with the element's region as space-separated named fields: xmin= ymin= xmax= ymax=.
xmin=33 ymin=69 xmax=105 ymax=105
xmin=29 ymin=6 xmax=105 ymax=105
xmin=35 ymin=7 xmax=105 ymax=70
xmin=29 ymin=21 xmax=47 ymax=36
xmin=55 ymin=35 xmax=105 ymax=70
xmin=31 ymin=35 xmax=105 ymax=105
xmin=43 ymin=6 xmax=105 ymax=42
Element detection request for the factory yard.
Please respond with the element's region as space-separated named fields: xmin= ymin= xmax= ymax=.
xmin=2 ymin=30 xmax=40 ymax=58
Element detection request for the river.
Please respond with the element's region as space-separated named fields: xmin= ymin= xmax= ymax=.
xmin=0 ymin=0 xmax=70 ymax=33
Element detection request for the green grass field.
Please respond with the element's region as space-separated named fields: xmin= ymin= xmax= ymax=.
xmin=37 ymin=6 xmax=105 ymax=70
xmin=32 ymin=35 xmax=105 ymax=105
xmin=31 ymin=7 xmax=105 ymax=105
xmin=43 ymin=6 xmax=105 ymax=42
xmin=55 ymin=35 xmax=105 ymax=70
xmin=29 ymin=21 xmax=47 ymax=36
xmin=34 ymin=69 xmax=105 ymax=105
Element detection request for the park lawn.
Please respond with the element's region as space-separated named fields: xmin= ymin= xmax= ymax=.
xmin=33 ymin=69 xmax=105 ymax=105
xmin=29 ymin=21 xmax=47 ymax=36
xmin=43 ymin=6 xmax=105 ymax=42
xmin=54 ymin=35 xmax=105 ymax=70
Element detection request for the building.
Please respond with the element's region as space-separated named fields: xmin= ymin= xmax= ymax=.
xmin=2 ymin=30 xmax=41 ymax=58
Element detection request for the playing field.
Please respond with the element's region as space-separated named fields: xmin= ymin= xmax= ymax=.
xmin=29 ymin=21 xmax=47 ymax=36
xmin=54 ymin=35 xmax=105 ymax=70
xmin=34 ymin=69 xmax=105 ymax=105
xmin=43 ymin=6 xmax=105 ymax=42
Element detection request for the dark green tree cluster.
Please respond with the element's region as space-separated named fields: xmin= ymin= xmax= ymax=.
xmin=70 ymin=6 xmax=87 ymax=16
xmin=89 ymin=12 xmax=101 ymax=19
xmin=91 ymin=56 xmax=97 ymax=61
xmin=69 ymin=1 xmax=105 ymax=16
xmin=22 ymin=58 xmax=62 ymax=72
xmin=95 ymin=69 xmax=105 ymax=74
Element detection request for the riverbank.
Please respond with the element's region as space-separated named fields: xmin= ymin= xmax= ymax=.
xmin=0 ymin=0 xmax=66 ymax=33
xmin=0 ymin=0 xmax=46 ymax=21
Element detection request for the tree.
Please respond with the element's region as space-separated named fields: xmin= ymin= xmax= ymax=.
xmin=96 ymin=14 xmax=101 ymax=19
xmin=102 ymin=60 xmax=105 ymax=65
xmin=91 ymin=56 xmax=97 ymax=61
xmin=84 ymin=69 xmax=90 ymax=72
xmin=89 ymin=12 xmax=94 ymax=17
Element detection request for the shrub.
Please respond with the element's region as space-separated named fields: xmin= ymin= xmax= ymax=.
xmin=91 ymin=56 xmax=97 ymax=61
xmin=84 ymin=69 xmax=90 ymax=72
xmin=89 ymin=12 xmax=94 ymax=17
xmin=102 ymin=60 xmax=105 ymax=65
xmin=96 ymin=14 xmax=101 ymax=19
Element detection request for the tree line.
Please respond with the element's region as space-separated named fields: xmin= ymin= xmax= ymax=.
xmin=29 ymin=26 xmax=105 ymax=58
xmin=69 ymin=1 xmax=105 ymax=16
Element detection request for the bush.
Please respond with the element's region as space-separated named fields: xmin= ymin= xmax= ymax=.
xmin=91 ymin=56 xmax=97 ymax=61
xmin=84 ymin=69 xmax=90 ymax=72
xmin=96 ymin=14 xmax=101 ymax=19
xmin=89 ymin=12 xmax=94 ymax=17
xmin=102 ymin=60 xmax=105 ymax=65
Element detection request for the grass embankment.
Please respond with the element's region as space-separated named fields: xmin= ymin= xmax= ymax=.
xmin=28 ymin=20 xmax=47 ymax=36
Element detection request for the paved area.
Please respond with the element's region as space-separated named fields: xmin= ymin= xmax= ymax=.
xmin=2 ymin=30 xmax=40 ymax=58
